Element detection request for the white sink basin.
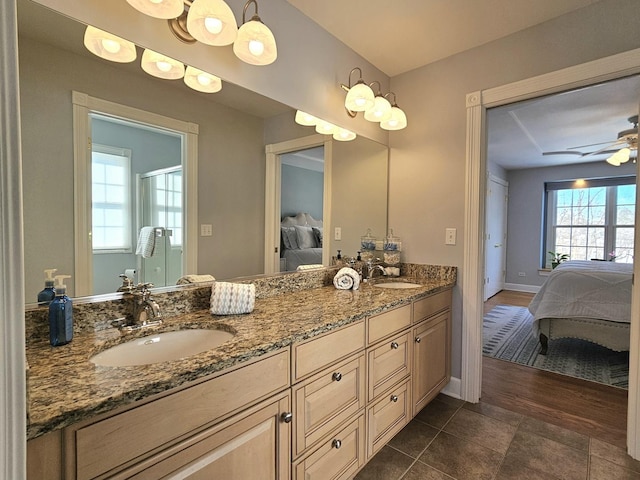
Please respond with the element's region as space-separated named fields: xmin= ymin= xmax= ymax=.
xmin=90 ymin=329 xmax=234 ymax=367
xmin=373 ymin=282 xmax=422 ymax=289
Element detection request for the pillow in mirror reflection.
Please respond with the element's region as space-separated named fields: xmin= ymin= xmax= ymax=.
xmin=210 ymin=282 xmax=255 ymax=315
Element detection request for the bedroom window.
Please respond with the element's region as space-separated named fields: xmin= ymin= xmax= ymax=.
xmin=544 ymin=177 xmax=636 ymax=267
xmin=91 ymin=145 xmax=132 ymax=253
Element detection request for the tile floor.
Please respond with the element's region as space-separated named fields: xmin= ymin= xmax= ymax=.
xmin=354 ymin=394 xmax=640 ymax=480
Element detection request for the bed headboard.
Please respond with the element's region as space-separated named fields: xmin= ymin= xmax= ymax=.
xmin=281 ymin=212 xmax=322 ymax=227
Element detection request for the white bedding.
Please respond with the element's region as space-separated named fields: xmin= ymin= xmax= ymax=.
xmin=528 ymin=260 xmax=632 ymax=325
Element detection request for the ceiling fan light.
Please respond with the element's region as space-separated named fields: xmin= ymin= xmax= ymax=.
xmin=126 ymin=0 xmax=184 ymax=19
xmin=234 ymin=18 xmax=277 ymax=65
xmin=315 ymin=120 xmax=337 ymax=135
xmin=186 ymin=0 xmax=238 ymax=46
xmin=345 ymin=81 xmax=374 ymax=112
xmin=184 ymin=66 xmax=222 ymax=93
xmin=380 ymin=106 xmax=407 ymax=130
xmin=333 ymin=128 xmax=356 ymax=141
xmin=364 ymin=95 xmax=392 ymax=123
xmin=295 ymin=110 xmax=318 ymax=126
xmin=606 ymin=147 xmax=631 ymax=166
xmin=83 ymin=26 xmax=137 ymax=63
xmin=141 ymin=49 xmax=185 ymax=79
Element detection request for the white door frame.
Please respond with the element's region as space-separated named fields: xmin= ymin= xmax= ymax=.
xmin=462 ymin=47 xmax=640 ymax=458
xmin=264 ymin=134 xmax=333 ymax=274
xmin=72 ymin=92 xmax=198 ymax=296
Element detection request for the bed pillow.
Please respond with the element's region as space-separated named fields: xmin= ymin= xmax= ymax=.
xmin=312 ymin=227 xmax=323 ymax=247
xmin=294 ymin=225 xmax=317 ymax=249
xmin=281 ymin=226 xmax=298 ymax=249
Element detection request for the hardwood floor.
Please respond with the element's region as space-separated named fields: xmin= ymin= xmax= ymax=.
xmin=482 ymin=290 xmax=628 ymax=449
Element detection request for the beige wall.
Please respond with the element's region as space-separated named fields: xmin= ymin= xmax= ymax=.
xmin=20 ymin=35 xmax=266 ymax=298
xmin=388 ymin=0 xmax=640 ymax=376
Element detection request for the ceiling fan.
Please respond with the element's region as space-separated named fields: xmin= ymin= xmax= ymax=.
xmin=543 ymin=114 xmax=638 ymax=166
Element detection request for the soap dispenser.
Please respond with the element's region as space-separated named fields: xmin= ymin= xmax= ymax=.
xmin=49 ymin=275 xmax=73 ymax=346
xmin=37 ymin=268 xmax=57 ymax=305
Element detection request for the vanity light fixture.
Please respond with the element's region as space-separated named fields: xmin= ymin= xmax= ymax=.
xmin=294 ymin=110 xmax=318 ymax=126
xmin=342 ymin=67 xmax=375 ymax=114
xmin=364 ymin=81 xmax=392 ymax=123
xmin=233 ymin=0 xmax=278 ymax=66
xmin=83 ymin=26 xmax=137 ymax=63
xmin=186 ymin=0 xmax=238 ymax=46
xmin=184 ymin=65 xmax=222 ymax=93
xmin=380 ymin=92 xmax=408 ymax=131
xmin=126 ymin=0 xmax=184 ymax=19
xmin=295 ymin=110 xmax=356 ymax=141
xmin=341 ymin=70 xmax=408 ymax=130
xmin=141 ymin=49 xmax=185 ymax=79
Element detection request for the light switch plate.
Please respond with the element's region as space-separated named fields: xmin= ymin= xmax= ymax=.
xmin=445 ymin=228 xmax=456 ymax=245
xmin=200 ymin=224 xmax=213 ymax=236
xmin=334 ymin=227 xmax=342 ymax=241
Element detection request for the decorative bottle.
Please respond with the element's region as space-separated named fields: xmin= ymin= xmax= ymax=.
xmin=48 ymin=275 xmax=73 ymax=346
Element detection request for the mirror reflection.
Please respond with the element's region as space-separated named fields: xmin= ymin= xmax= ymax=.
xmin=19 ymin=0 xmax=389 ymax=304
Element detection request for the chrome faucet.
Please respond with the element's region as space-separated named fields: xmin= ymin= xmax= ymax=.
xmin=365 ymin=259 xmax=386 ymax=281
xmin=120 ymin=282 xmax=163 ymax=330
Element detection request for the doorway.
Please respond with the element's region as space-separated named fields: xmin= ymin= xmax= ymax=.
xmin=463 ymin=49 xmax=640 ymax=457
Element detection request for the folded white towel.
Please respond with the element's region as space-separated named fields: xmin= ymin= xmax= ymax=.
xmin=333 ymin=267 xmax=360 ymax=290
xmin=210 ymin=282 xmax=256 ymax=315
xmin=177 ymin=274 xmax=216 ymax=285
xmin=297 ymin=264 xmax=324 ymax=271
xmin=135 ymin=226 xmax=156 ymax=258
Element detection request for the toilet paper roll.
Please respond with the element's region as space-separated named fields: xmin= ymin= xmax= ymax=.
xmin=124 ymin=269 xmax=136 ymax=279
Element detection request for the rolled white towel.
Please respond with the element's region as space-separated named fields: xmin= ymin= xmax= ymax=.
xmin=333 ymin=267 xmax=360 ymax=291
xmin=177 ymin=274 xmax=215 ymax=285
xmin=210 ymin=282 xmax=255 ymax=315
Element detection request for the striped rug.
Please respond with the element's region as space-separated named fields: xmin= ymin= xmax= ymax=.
xmin=483 ymin=305 xmax=629 ymax=389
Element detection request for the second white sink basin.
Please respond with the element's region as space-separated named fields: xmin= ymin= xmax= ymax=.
xmin=373 ymin=282 xmax=422 ymax=289
xmin=90 ymin=329 xmax=234 ymax=367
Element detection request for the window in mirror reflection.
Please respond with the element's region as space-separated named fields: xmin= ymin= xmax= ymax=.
xmin=91 ymin=145 xmax=132 ymax=253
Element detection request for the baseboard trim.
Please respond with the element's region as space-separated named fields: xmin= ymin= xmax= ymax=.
xmin=504 ymin=283 xmax=540 ymax=294
xmin=441 ymin=376 xmax=462 ymax=399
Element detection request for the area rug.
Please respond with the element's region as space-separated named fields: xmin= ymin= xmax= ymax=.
xmin=483 ymin=304 xmax=629 ymax=389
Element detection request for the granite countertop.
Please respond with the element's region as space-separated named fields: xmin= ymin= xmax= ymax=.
xmin=26 ymin=276 xmax=454 ymax=440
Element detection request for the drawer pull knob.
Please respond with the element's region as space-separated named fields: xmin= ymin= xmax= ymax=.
xmin=390 ymin=395 xmax=399 ymax=402
xmin=415 ymin=336 xmax=421 ymax=343
xmin=332 ymin=372 xmax=342 ymax=382
xmin=281 ymin=412 xmax=293 ymax=423
xmin=391 ymin=342 xmax=399 ymax=349
xmin=332 ymin=439 xmax=342 ymax=449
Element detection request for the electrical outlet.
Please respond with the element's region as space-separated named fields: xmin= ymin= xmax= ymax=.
xmin=200 ymin=224 xmax=213 ymax=236
xmin=334 ymin=227 xmax=342 ymax=241
xmin=518 ymin=272 xmax=526 ymax=277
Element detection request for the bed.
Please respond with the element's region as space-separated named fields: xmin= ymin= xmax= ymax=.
xmin=528 ymin=260 xmax=633 ymax=354
xmin=280 ymin=213 xmax=323 ymax=272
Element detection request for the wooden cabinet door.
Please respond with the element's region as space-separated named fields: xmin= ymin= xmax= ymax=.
xmin=125 ymin=392 xmax=291 ymax=480
xmin=367 ymin=332 xmax=411 ymax=402
xmin=366 ymin=380 xmax=411 ymax=459
xmin=412 ymin=311 xmax=450 ymax=415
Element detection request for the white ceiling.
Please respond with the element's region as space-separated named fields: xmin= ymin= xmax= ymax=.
xmin=285 ymin=0 xmax=600 ymax=77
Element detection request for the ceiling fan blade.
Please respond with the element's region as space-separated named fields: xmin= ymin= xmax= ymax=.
xmin=567 ymin=139 xmax=619 ymax=150
xmin=542 ymin=151 xmax=585 ymax=156
xmin=581 ymin=140 xmax=626 ymax=157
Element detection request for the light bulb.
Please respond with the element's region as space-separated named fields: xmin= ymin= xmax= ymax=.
xmin=156 ymin=61 xmax=172 ymax=72
xmin=204 ymin=17 xmax=223 ymax=34
xmin=184 ymin=65 xmax=222 ymax=93
xmin=249 ymin=40 xmax=265 ymax=57
xmin=197 ymin=73 xmax=212 ymax=86
xmin=344 ymin=82 xmax=374 ymax=112
xmin=101 ymin=39 xmax=121 ymax=54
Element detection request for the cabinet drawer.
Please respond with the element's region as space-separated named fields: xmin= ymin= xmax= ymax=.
xmin=293 ymin=321 xmax=365 ymax=382
xmin=367 ymin=304 xmax=411 ymax=345
xmin=367 ymin=332 xmax=411 ymax=402
xmin=366 ymin=379 xmax=411 ymax=459
xmin=412 ymin=289 xmax=451 ymax=323
xmin=73 ymin=349 xmax=290 ymax=480
xmin=293 ymin=413 xmax=365 ymax=480
xmin=293 ymin=353 xmax=365 ymax=458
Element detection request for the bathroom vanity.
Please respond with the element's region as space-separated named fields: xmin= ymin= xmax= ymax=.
xmin=26 ymin=266 xmax=455 ymax=479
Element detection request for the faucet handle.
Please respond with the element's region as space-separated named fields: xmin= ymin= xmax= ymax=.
xmin=117 ymin=274 xmax=135 ymax=293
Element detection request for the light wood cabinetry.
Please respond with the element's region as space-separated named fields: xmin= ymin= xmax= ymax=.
xmin=412 ymin=290 xmax=452 ymax=416
xmin=27 ymin=430 xmax=63 ymax=480
xmin=367 ymin=331 xmax=411 ymax=402
xmin=366 ymin=379 xmax=411 ymax=458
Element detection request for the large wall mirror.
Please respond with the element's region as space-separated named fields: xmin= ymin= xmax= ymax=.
xmin=19 ymin=0 xmax=389 ymax=305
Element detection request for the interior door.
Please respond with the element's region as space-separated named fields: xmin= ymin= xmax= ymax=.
xmin=484 ymin=175 xmax=508 ymax=300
